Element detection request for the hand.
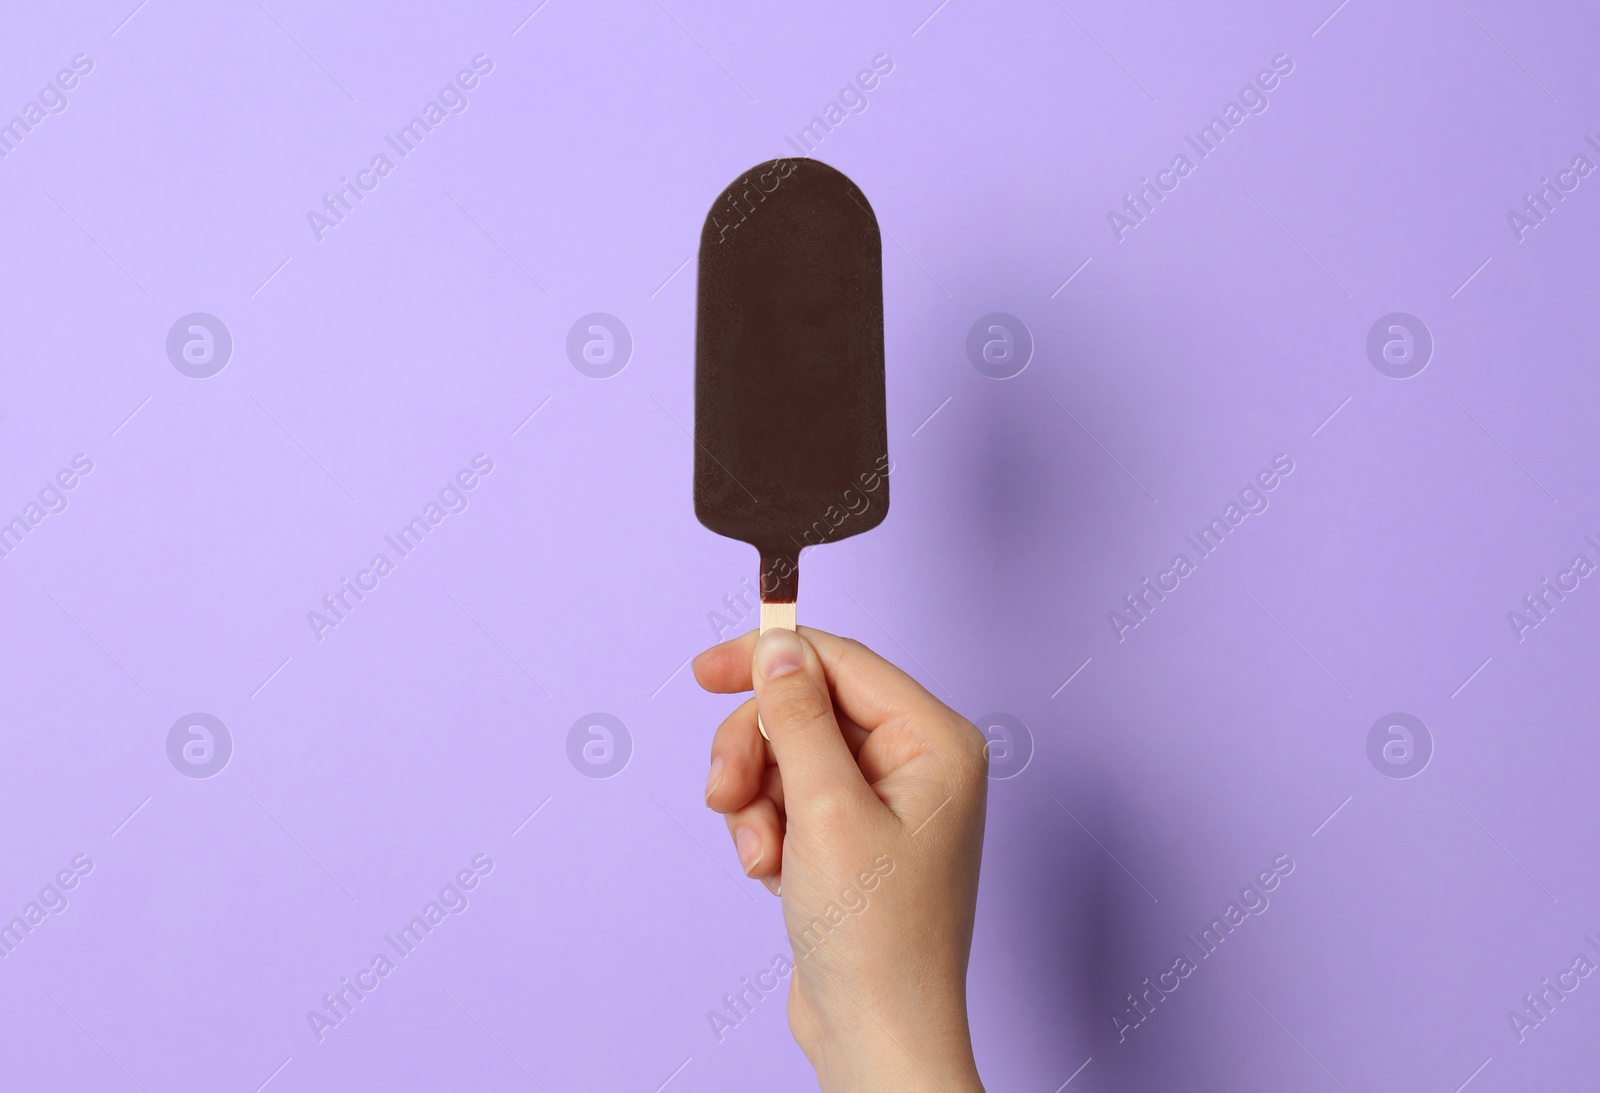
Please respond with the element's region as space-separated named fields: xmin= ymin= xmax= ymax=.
xmin=694 ymin=626 xmax=989 ymax=1093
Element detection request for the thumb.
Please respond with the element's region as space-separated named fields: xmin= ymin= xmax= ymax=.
xmin=752 ymin=628 xmax=875 ymax=817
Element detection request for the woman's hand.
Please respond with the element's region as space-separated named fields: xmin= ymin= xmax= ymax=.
xmin=694 ymin=625 xmax=989 ymax=1093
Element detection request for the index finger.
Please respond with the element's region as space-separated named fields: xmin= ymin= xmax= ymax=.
xmin=692 ymin=629 xmax=759 ymax=693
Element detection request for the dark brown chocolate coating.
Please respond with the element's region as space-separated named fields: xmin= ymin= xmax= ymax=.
xmin=694 ymin=158 xmax=890 ymax=602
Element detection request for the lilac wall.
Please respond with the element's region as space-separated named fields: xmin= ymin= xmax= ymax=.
xmin=3 ymin=1 xmax=1598 ymax=1089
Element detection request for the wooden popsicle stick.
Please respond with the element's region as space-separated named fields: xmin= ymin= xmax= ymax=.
xmin=759 ymin=601 xmax=796 ymax=633
xmin=755 ymin=600 xmax=795 ymax=740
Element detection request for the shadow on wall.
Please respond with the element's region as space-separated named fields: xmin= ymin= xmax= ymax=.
xmin=938 ymin=295 xmax=1245 ymax=1089
xmin=974 ymin=780 xmax=1133 ymax=1080
xmin=995 ymin=754 xmax=1261 ymax=1090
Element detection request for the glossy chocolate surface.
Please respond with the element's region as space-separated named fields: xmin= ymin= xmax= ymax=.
xmin=693 ymin=158 xmax=890 ymax=602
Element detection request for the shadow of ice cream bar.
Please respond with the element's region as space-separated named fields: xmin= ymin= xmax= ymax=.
xmin=694 ymin=157 xmax=891 ymax=726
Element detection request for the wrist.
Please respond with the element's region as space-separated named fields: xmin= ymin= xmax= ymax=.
xmin=811 ymin=1015 xmax=984 ymax=1093
xmin=816 ymin=1048 xmax=984 ymax=1093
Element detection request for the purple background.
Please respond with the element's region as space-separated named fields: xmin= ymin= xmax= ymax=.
xmin=3 ymin=0 xmax=1599 ymax=1089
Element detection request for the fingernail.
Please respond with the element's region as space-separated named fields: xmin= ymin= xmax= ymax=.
xmin=704 ymin=756 xmax=724 ymax=802
xmin=760 ymin=875 xmax=782 ymax=897
xmin=755 ymin=627 xmax=804 ymax=681
xmin=734 ymin=826 xmax=763 ymax=874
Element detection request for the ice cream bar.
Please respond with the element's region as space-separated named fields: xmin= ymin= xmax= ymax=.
xmin=694 ymin=157 xmax=889 ymax=640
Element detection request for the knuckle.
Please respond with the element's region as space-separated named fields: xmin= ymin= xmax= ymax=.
xmin=767 ymin=680 xmax=832 ymax=733
xmin=967 ymin=725 xmax=991 ymax=778
xmin=835 ymin=637 xmax=868 ymax=670
xmin=952 ymin=717 xmax=990 ymax=787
